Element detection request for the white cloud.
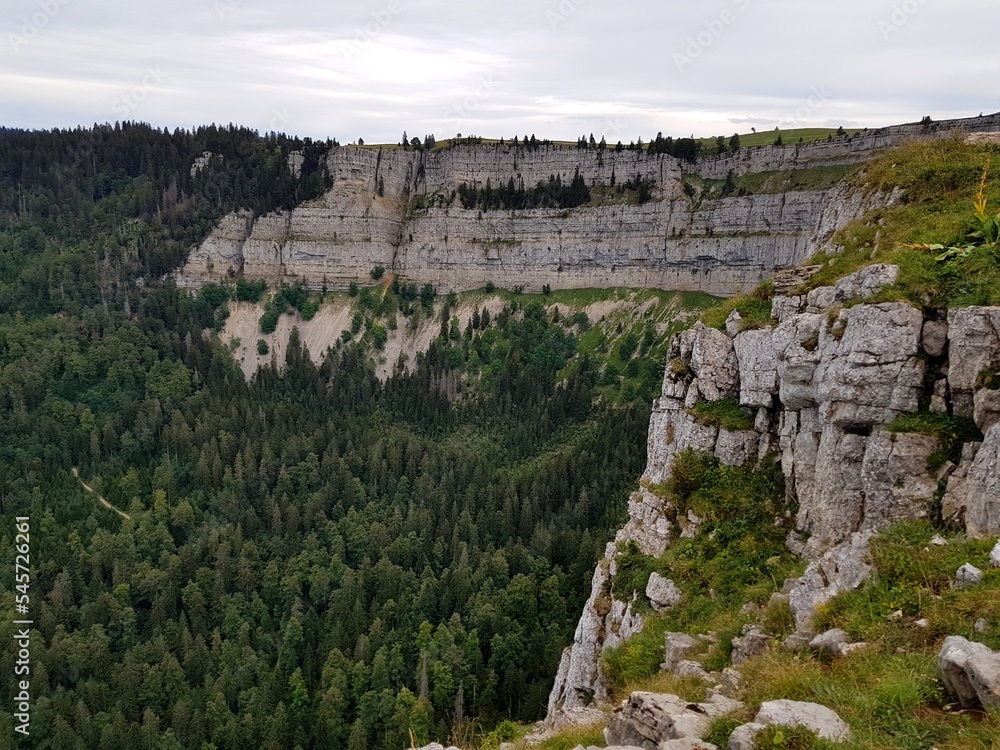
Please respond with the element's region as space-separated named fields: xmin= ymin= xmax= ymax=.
xmin=2 ymin=0 xmax=997 ymax=141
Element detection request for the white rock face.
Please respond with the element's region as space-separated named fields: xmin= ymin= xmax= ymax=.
xmin=753 ymin=700 xmax=851 ymax=741
xmin=182 ymin=115 xmax=1000 ymax=296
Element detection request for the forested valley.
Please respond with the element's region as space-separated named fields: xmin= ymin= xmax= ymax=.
xmin=0 ymin=124 xmax=653 ymax=749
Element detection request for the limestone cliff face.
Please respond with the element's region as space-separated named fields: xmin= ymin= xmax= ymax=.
xmin=544 ymin=263 xmax=1000 ymax=724
xmin=177 ymin=114 xmax=1000 ymax=296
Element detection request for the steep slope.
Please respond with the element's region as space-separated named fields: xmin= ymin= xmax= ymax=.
xmin=177 ymin=114 xmax=1000 ymax=297
xmin=543 ymin=135 xmax=1000 ymax=727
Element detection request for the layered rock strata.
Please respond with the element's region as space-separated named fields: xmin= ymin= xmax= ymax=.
xmin=178 ymin=114 xmax=1000 ymax=296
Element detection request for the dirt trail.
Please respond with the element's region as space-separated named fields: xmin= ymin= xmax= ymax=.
xmin=72 ymin=468 xmax=132 ymax=520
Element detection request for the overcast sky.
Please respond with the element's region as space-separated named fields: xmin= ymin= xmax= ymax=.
xmin=3 ymin=0 xmax=998 ymax=143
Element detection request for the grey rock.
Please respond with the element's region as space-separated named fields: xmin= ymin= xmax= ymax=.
xmin=974 ymin=389 xmax=1000 ymax=433
xmin=719 ymin=668 xmax=743 ymax=698
xmin=773 ymin=313 xmax=824 ymax=409
xmin=725 ymin=310 xmax=744 ymax=339
xmin=838 ymin=642 xmax=868 ymax=656
xmin=663 ymin=633 xmax=700 ymax=672
xmin=961 ymin=424 xmax=1000 ymax=536
xmin=782 ymin=631 xmax=815 ymax=651
xmin=975 ymin=619 xmax=989 ymax=634
xmin=714 ymin=429 xmax=760 ymax=467
xmin=604 ymin=692 xmax=744 ymax=749
xmin=940 ymin=441 xmax=983 ymax=528
xmin=805 ymin=285 xmax=836 ymax=312
xmin=832 ymin=263 xmax=899 ymax=302
xmin=947 ymin=307 xmax=1000 ymax=416
xmin=730 ymin=626 xmax=771 ymax=665
xmin=685 ymin=324 xmax=740 ymax=402
xmin=858 ymin=430 xmax=941 ymax=531
xmin=726 ymin=723 xmax=765 ymax=750
xmin=753 ymin=700 xmax=851 ymax=741
xmin=922 ymin=319 xmax=949 ymax=357
xmin=643 ymin=407 xmax=718 ymax=485
xmin=733 ymin=329 xmax=778 ymax=409
xmin=771 ymin=295 xmax=804 ymax=323
xmin=603 ymin=693 xmax=707 ymax=748
xmin=930 ymin=534 xmax=948 ymax=546
xmin=771 ymin=265 xmax=822 ymax=296
xmin=674 ymin=661 xmax=715 ymax=682
xmin=937 ymin=636 xmax=1000 ymax=710
xmin=647 ymin=573 xmax=683 ymax=612
xmin=816 ymin=302 xmax=925 ymax=428
xmin=953 ymin=563 xmax=984 ymax=589
xmin=546 ymin=560 xmax=612 ymax=717
xmin=659 ymin=740 xmax=718 ymax=750
xmin=788 ymin=532 xmax=872 ymax=628
xmin=991 ymin=540 xmax=1000 ymax=568
xmin=809 ymin=629 xmax=848 ymax=655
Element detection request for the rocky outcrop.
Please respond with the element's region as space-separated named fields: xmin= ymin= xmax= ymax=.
xmin=178 ymin=114 xmax=1000 ymax=296
xmin=548 ymin=258 xmax=1000 ymax=724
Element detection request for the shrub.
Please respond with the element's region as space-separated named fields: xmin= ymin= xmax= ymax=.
xmin=257 ymin=339 xmax=269 ymax=355
xmin=259 ymin=308 xmax=280 ymax=334
xmin=200 ymin=283 xmax=229 ymax=309
xmin=235 ymin=277 xmax=267 ymax=302
xmin=370 ymin=265 xmax=385 ymax=280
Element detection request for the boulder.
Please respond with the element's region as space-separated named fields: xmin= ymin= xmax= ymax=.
xmin=726 ymin=723 xmax=765 ymax=750
xmin=809 ymin=629 xmax=848 ymax=655
xmin=991 ymin=540 xmax=1000 ymax=568
xmin=771 ymin=295 xmax=804 ymax=323
xmin=922 ymin=319 xmax=949 ymax=358
xmin=730 ymin=625 xmax=771 ymax=665
xmin=725 ymin=310 xmax=743 ymax=339
xmin=773 ymin=314 xmax=824 ymax=409
xmin=663 ymin=633 xmax=700 ymax=672
xmin=832 ymin=263 xmax=899 ymax=302
xmin=753 ymin=700 xmax=851 ymax=741
xmin=953 ymin=563 xmax=984 ymax=589
xmin=782 ymin=631 xmax=815 ymax=651
xmin=604 ymin=692 xmax=743 ymax=749
xmin=646 ymin=573 xmax=682 ymax=612
xmin=937 ymin=636 xmax=1000 ymax=709
xmin=674 ymin=661 xmax=714 ymax=682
